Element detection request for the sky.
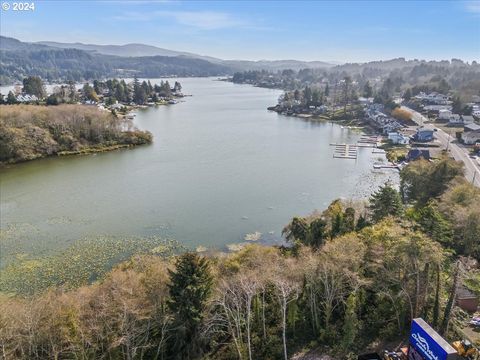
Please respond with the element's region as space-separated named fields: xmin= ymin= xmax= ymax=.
xmin=1 ymin=0 xmax=479 ymax=63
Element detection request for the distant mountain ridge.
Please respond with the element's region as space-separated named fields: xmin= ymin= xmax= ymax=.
xmin=36 ymin=40 xmax=222 ymax=63
xmin=0 ymin=36 xmax=232 ymax=84
xmin=36 ymin=39 xmax=336 ymax=70
xmin=0 ymin=36 xmax=337 ymax=84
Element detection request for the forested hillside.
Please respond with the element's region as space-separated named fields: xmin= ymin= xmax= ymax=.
xmin=0 ymin=37 xmax=231 ymax=84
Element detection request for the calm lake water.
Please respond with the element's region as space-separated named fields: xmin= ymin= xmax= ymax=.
xmin=0 ymin=78 xmax=398 ymax=260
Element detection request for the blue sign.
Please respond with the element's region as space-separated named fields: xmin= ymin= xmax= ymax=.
xmin=409 ymin=318 xmax=456 ymax=360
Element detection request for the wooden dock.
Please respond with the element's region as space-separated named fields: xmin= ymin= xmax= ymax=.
xmin=331 ymin=143 xmax=358 ymax=159
xmin=373 ymin=163 xmax=400 ymax=170
xmin=357 ymin=135 xmax=380 ymax=147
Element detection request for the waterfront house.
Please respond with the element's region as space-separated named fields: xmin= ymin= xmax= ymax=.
xmin=382 ymin=121 xmax=403 ymax=134
xmin=413 ymin=128 xmax=434 ymax=142
xmin=366 ymin=104 xmax=403 ymax=134
xmin=388 ymin=132 xmax=410 ymax=145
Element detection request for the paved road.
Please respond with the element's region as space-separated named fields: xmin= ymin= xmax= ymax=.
xmin=402 ymin=106 xmax=480 ymax=187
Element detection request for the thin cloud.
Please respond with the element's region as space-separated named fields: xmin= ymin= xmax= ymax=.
xmin=159 ymin=10 xmax=245 ymax=30
xmin=113 ymin=10 xmax=248 ymax=30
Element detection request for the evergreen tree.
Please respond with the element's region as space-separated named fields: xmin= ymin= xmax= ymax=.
xmin=303 ymin=86 xmax=312 ymax=106
xmin=309 ymin=218 xmax=327 ymax=248
xmin=452 ymin=96 xmax=463 ymax=114
xmin=133 ymin=77 xmax=147 ymax=104
xmin=282 ymin=216 xmax=309 ymax=244
xmin=330 ymin=212 xmax=345 ymax=238
xmin=342 ymin=207 xmax=355 ymax=233
xmin=363 ymin=81 xmax=373 ymax=98
xmin=6 ymin=91 xmax=17 ymax=104
xmin=369 ymin=183 xmax=403 ymax=222
xmin=416 ymin=201 xmax=453 ymax=246
xmin=356 ymin=214 xmax=368 ymax=231
xmin=168 ymin=253 xmax=213 ymax=359
xmin=404 ymin=88 xmax=412 ymax=101
xmin=342 ymin=293 xmax=358 ymax=350
xmin=324 ymin=83 xmax=329 ymax=96
xmin=174 ymin=81 xmax=182 ymax=93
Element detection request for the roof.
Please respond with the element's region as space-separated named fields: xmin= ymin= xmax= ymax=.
xmin=457 ymin=286 xmax=477 ymax=300
xmin=417 ymin=128 xmax=434 ymax=133
xmin=465 ymin=123 xmax=480 ymax=131
xmin=407 ymin=149 xmax=430 ymax=161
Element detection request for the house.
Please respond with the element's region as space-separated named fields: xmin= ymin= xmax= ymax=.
xmin=448 ymin=114 xmax=463 ymax=126
xmin=464 ymin=123 xmax=480 ymax=132
xmin=462 ymin=123 xmax=480 ymax=145
xmin=407 ymin=149 xmax=430 ymax=161
xmin=388 ymin=132 xmax=410 ymax=145
xmin=456 ymin=286 xmax=478 ymax=313
xmin=461 ymin=115 xmax=475 ymax=125
xmin=415 ymin=92 xmax=449 ymax=105
xmin=366 ymin=104 xmax=403 ymax=134
xmin=425 ymin=105 xmax=451 ymax=114
xmin=413 ymin=128 xmax=434 ymax=142
xmin=382 ymin=121 xmax=403 ymax=134
xmin=438 ymin=109 xmax=452 ymax=120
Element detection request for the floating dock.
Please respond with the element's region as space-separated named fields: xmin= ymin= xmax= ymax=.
xmin=357 ymin=136 xmax=380 ymax=147
xmin=331 ymin=143 xmax=358 ymax=159
xmin=373 ymin=163 xmax=400 ymax=170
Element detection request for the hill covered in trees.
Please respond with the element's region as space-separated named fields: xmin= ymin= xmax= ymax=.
xmin=0 ymin=36 xmax=231 ymax=84
xmin=0 ymin=105 xmax=152 ymax=164
xmin=1 ymin=156 xmax=479 ymax=359
xmin=232 ymin=58 xmax=480 ymax=104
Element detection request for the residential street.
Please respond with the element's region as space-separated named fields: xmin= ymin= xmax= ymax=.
xmin=402 ymin=106 xmax=480 ymax=187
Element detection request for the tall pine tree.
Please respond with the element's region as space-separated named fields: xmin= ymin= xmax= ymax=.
xmin=369 ymin=183 xmax=403 ymax=222
xmin=167 ymin=253 xmax=213 ymax=359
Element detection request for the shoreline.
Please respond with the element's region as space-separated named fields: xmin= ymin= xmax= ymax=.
xmin=0 ymin=142 xmax=150 ymax=168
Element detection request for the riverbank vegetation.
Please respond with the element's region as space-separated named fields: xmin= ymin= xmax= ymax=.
xmin=1 ymin=75 xmax=182 ymax=108
xmin=0 ymin=105 xmax=152 ymax=164
xmin=1 ymin=157 xmax=479 ymax=359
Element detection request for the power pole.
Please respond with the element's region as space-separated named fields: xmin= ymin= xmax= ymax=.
xmin=445 ymin=131 xmax=451 ymax=152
